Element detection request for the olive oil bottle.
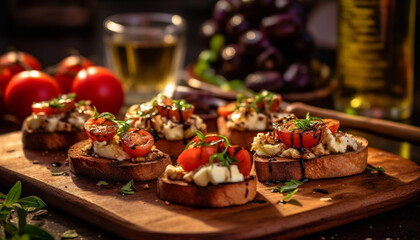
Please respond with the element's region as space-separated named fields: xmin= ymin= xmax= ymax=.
xmin=335 ymin=0 xmax=415 ymax=120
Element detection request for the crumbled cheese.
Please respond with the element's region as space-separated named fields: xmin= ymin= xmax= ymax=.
xmin=162 ymin=122 xmax=184 ymax=141
xmin=251 ymin=133 xmax=284 ymax=157
xmin=92 ymin=141 xmax=130 ymax=161
xmin=26 ymin=108 xmax=92 ymax=132
xmin=166 ymin=164 xmax=245 ymax=187
xmin=323 ymin=128 xmax=358 ymax=153
xmin=228 ymin=111 xmax=267 ymax=131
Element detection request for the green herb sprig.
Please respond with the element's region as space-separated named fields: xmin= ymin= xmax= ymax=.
xmin=269 ymin=180 xmax=303 ymax=201
xmin=291 ymin=112 xmax=322 ymax=131
xmin=366 ymin=165 xmax=386 ymax=173
xmin=0 ymin=181 xmax=53 ymax=240
xmin=92 ymin=107 xmax=132 ymax=136
xmin=120 ymin=180 xmax=136 ymax=195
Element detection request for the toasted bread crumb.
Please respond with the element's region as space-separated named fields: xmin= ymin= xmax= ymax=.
xmin=143 ymin=184 xmax=149 ymax=190
xmin=320 ymin=197 xmax=332 ymax=202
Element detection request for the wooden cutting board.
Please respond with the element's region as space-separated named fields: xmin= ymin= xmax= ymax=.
xmin=0 ymin=131 xmax=419 ymax=239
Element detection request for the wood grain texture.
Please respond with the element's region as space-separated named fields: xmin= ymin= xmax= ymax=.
xmin=0 ymin=131 xmax=420 ymax=240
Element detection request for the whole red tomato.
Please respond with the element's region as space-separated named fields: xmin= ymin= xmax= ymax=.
xmin=55 ymin=55 xmax=93 ymax=93
xmin=0 ymin=51 xmax=42 ymax=75
xmin=72 ymin=66 xmax=124 ymax=115
xmin=4 ymin=70 xmax=61 ymax=120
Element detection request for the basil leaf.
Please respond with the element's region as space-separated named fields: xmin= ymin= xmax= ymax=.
xmin=0 ymin=192 xmax=6 ymax=199
xmin=120 ymin=180 xmax=136 ymax=195
xmin=22 ymin=224 xmax=54 ymax=240
xmin=17 ymin=196 xmax=46 ymax=212
xmin=0 ymin=205 xmax=12 ymax=220
xmin=61 ymin=229 xmax=78 ymax=239
xmin=4 ymin=181 xmax=22 ymax=207
xmin=116 ymin=119 xmax=131 ymax=136
xmin=13 ymin=206 xmax=27 ymax=234
xmin=283 ymin=188 xmax=299 ymax=201
xmin=196 ymin=130 xmax=205 ymax=143
xmin=366 ymin=165 xmax=386 ymax=172
xmin=96 ymin=181 xmax=109 ymax=186
xmin=93 ymin=106 xmax=99 ymax=119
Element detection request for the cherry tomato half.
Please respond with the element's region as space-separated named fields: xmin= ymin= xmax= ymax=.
xmin=227 ymin=146 xmax=252 ymax=176
xmin=191 ymin=135 xmax=225 ymax=150
xmin=84 ymin=117 xmax=118 ymax=142
xmin=55 ymin=55 xmax=93 ymax=93
xmin=4 ymin=70 xmax=61 ymax=120
xmin=274 ymin=121 xmax=326 ymax=149
xmin=323 ymin=119 xmax=340 ymax=134
xmin=72 ymin=66 xmax=124 ymax=115
xmin=121 ymin=129 xmax=154 ymax=157
xmin=156 ymin=96 xmax=194 ymax=121
xmin=217 ymin=102 xmax=236 ymax=117
xmin=177 ymin=146 xmax=218 ymax=172
xmin=31 ymin=95 xmax=75 ymax=115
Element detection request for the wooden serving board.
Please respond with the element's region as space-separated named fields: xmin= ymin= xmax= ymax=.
xmin=0 ymin=131 xmax=420 ymax=239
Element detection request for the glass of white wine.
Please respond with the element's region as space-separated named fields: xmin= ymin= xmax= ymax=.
xmin=103 ymin=13 xmax=186 ymax=106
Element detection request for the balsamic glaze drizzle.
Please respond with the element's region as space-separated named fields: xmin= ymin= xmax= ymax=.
xmin=268 ymin=158 xmax=276 ymax=175
xmin=312 ymin=188 xmax=329 ymax=194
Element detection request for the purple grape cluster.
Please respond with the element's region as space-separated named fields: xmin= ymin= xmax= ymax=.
xmin=196 ymin=0 xmax=319 ymax=93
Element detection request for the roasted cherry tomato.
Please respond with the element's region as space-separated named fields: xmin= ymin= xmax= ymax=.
xmin=217 ymin=102 xmax=236 ymax=117
xmin=177 ymin=146 xmax=218 ymax=172
xmin=191 ymin=135 xmax=225 ymax=150
xmin=323 ymin=119 xmax=340 ymax=134
xmin=121 ymin=128 xmax=154 ymax=157
xmin=274 ymin=119 xmax=326 ymax=149
xmin=156 ymin=96 xmax=194 ymax=121
xmin=84 ymin=117 xmax=118 ymax=142
xmin=4 ymin=70 xmax=61 ymax=120
xmin=0 ymin=51 xmax=42 ymax=75
xmin=256 ymin=94 xmax=282 ymax=112
xmin=31 ymin=94 xmax=75 ymax=115
xmin=227 ymin=146 xmax=252 ymax=176
xmin=55 ymin=55 xmax=93 ymax=94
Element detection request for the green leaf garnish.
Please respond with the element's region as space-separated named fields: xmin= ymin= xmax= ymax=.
xmin=115 ymin=119 xmax=132 ymax=136
xmin=4 ymin=181 xmax=22 ymax=207
xmin=172 ymin=99 xmax=192 ymax=110
xmin=22 ymin=224 xmax=54 ymax=240
xmin=51 ymin=171 xmax=67 ymax=176
xmin=366 ymin=165 xmax=386 ymax=172
xmin=61 ymin=229 xmax=78 ymax=239
xmin=17 ymin=196 xmax=46 ymax=212
xmin=282 ymin=188 xmax=299 ymax=201
xmin=0 ymin=192 xmax=6 ymax=199
xmin=96 ymin=181 xmax=109 ymax=186
xmin=269 ymin=180 xmax=303 ymax=201
xmin=292 ymin=112 xmax=322 ymax=131
xmin=120 ymin=179 xmax=136 ymax=195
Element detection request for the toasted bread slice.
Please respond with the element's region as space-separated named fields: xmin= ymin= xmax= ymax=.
xmin=68 ymin=140 xmax=171 ymax=181
xmin=22 ymin=119 xmax=87 ymax=150
xmin=157 ymin=175 xmax=257 ymax=207
xmin=217 ymin=116 xmax=264 ymax=149
xmin=254 ymin=136 xmax=368 ymax=181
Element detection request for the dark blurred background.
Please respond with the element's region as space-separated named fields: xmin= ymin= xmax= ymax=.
xmin=0 ymin=0 xmax=418 ymax=118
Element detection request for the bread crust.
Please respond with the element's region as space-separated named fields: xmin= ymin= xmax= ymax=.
xmin=22 ymin=119 xmax=87 ymax=150
xmin=157 ymin=175 xmax=257 ymax=208
xmin=254 ymin=136 xmax=368 ymax=181
xmin=217 ymin=116 xmax=265 ymax=149
xmin=68 ymin=140 xmax=171 ymax=181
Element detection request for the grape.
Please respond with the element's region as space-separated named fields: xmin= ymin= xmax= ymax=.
xmin=255 ymin=47 xmax=286 ymax=71
xmin=244 ymin=71 xmax=284 ymax=92
xmin=238 ymin=29 xmax=270 ymax=56
xmin=225 ymin=14 xmax=250 ymax=42
xmin=261 ymin=0 xmax=292 ymax=14
xmin=213 ymin=0 xmax=237 ymax=28
xmin=200 ymin=20 xmax=220 ymax=44
xmin=261 ymin=13 xmax=303 ymax=41
xmin=221 ymin=44 xmax=254 ymax=79
xmin=283 ymin=62 xmax=310 ymax=90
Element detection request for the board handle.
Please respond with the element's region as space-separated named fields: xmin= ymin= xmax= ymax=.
xmin=285 ymin=102 xmax=420 ymax=144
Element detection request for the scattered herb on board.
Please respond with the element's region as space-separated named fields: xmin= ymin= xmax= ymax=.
xmin=97 ymin=181 xmax=109 ymax=186
xmin=61 ymin=229 xmax=78 ymax=239
xmin=51 ymin=171 xmax=67 ymax=176
xmin=367 ymin=165 xmax=386 ymax=173
xmin=269 ymin=180 xmax=303 ymax=201
xmin=120 ymin=179 xmax=136 ymax=195
xmin=0 ymin=181 xmax=53 ymax=240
